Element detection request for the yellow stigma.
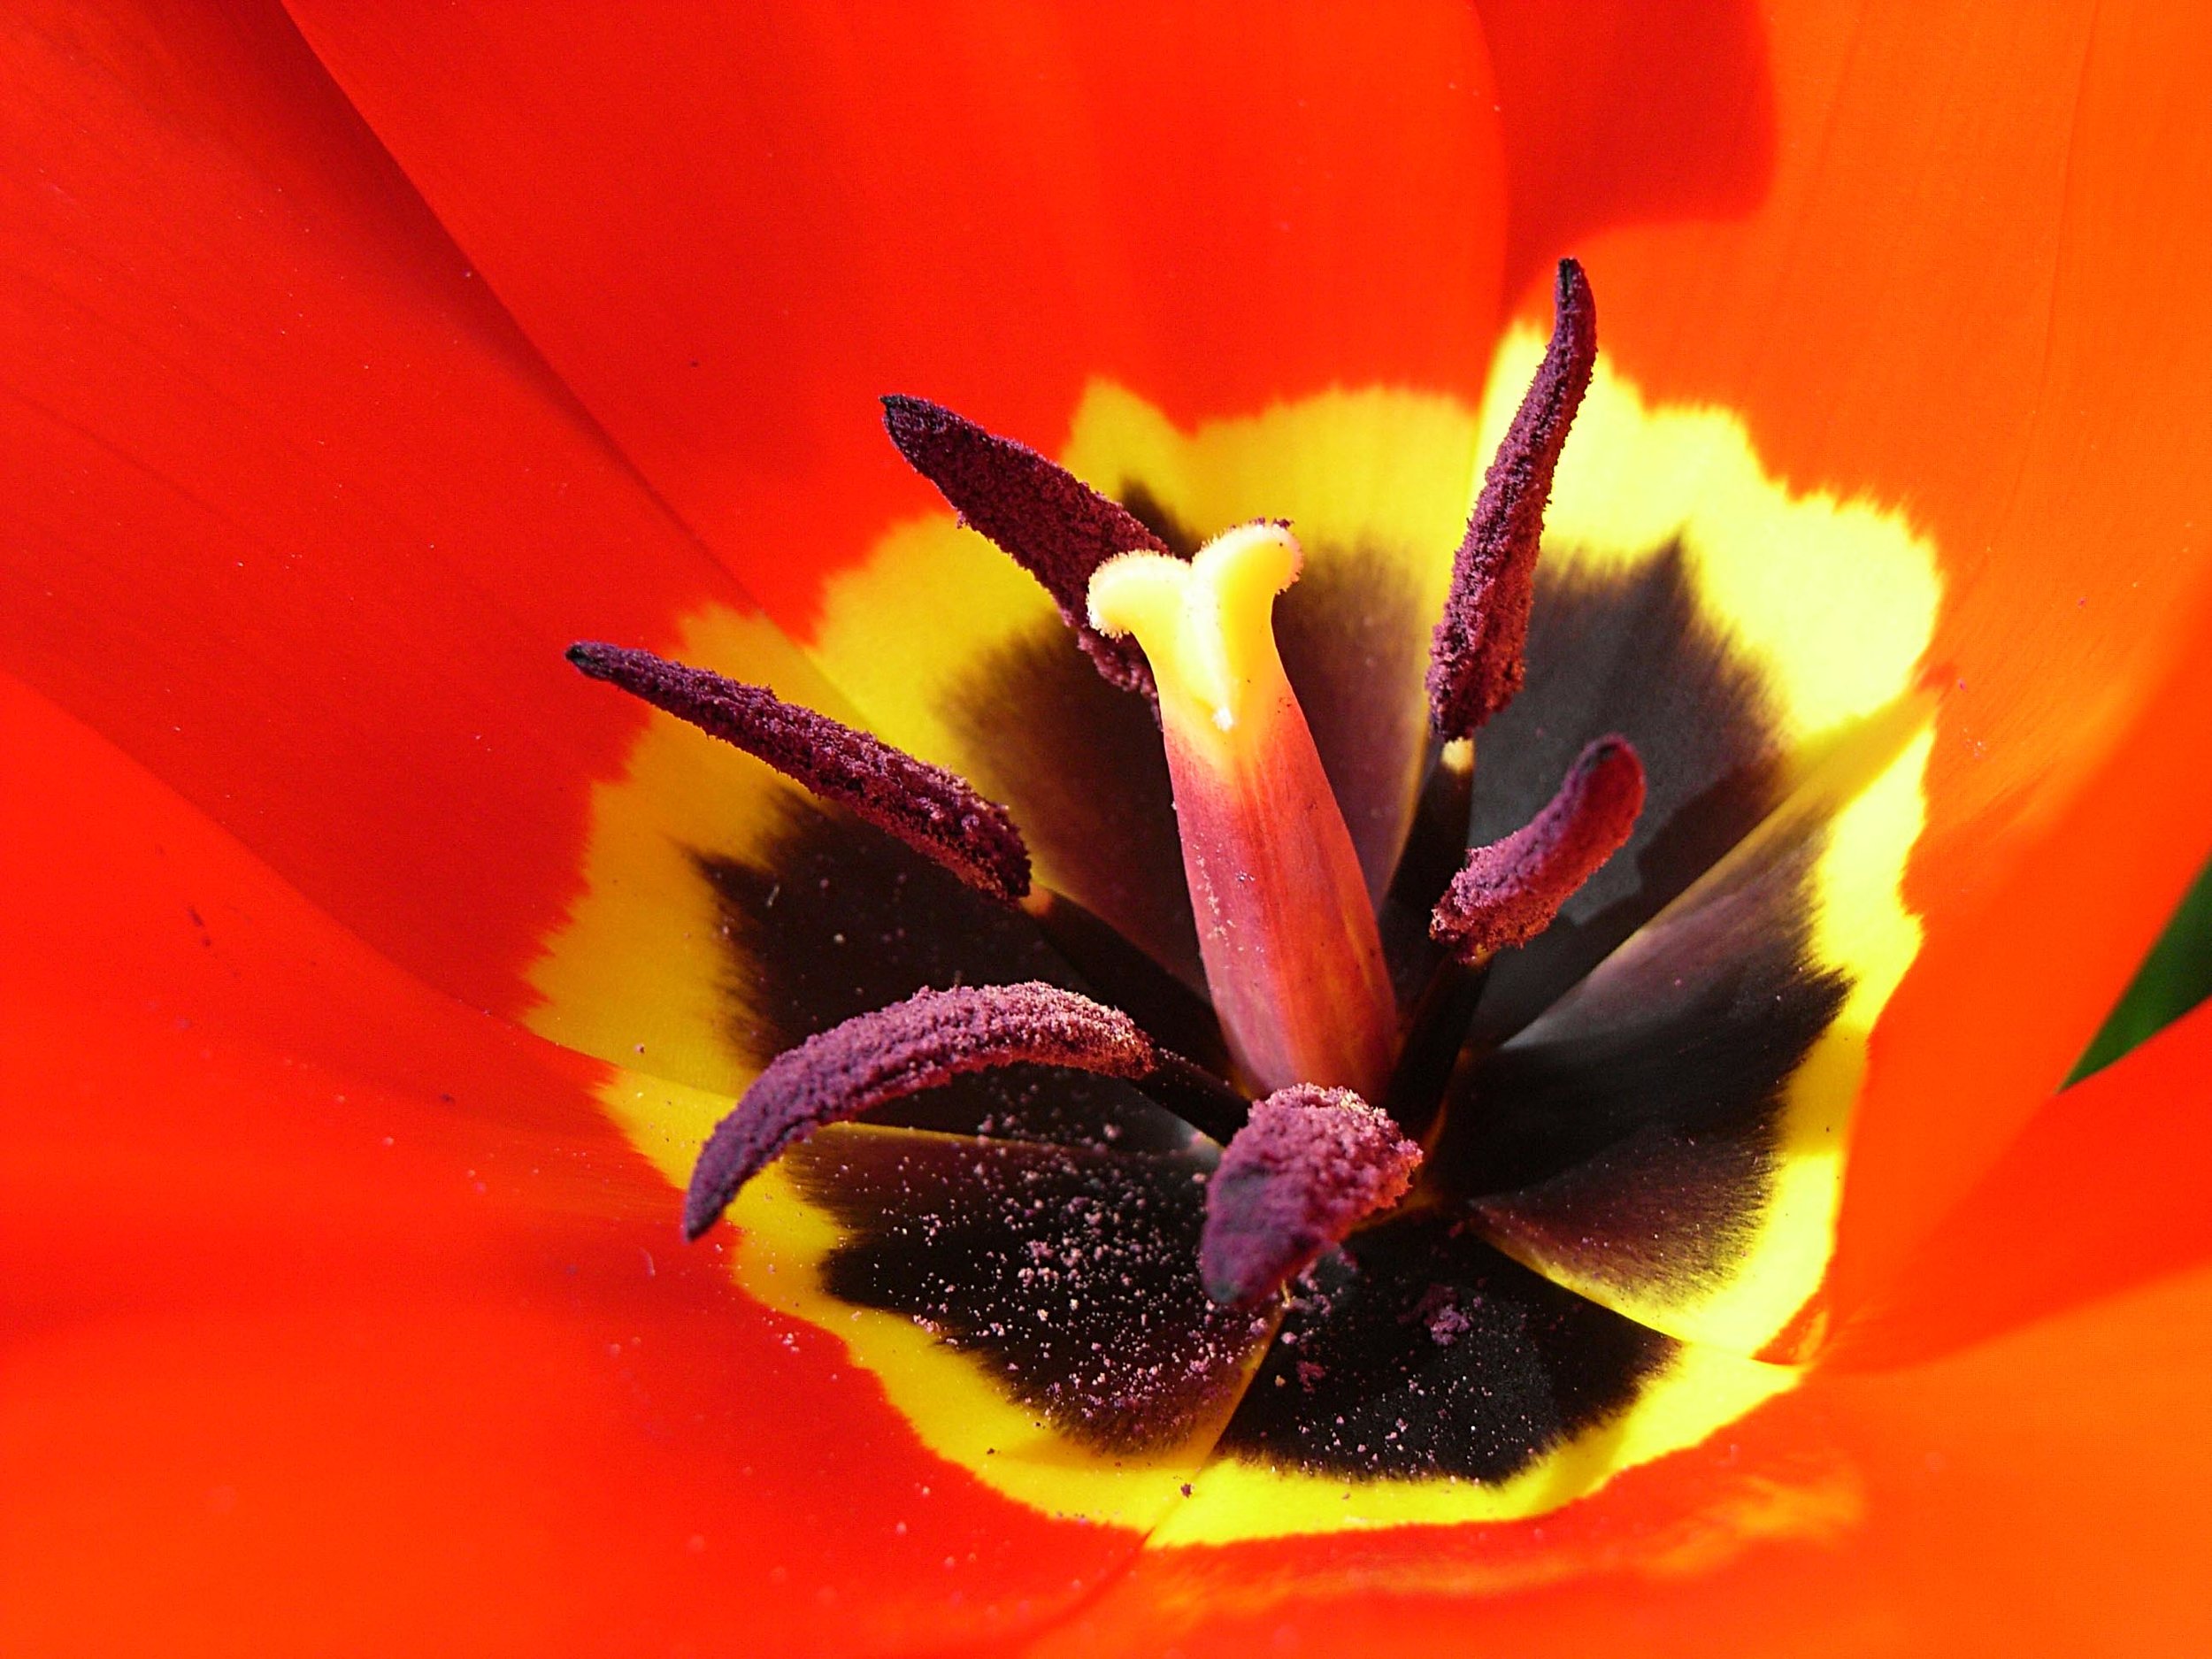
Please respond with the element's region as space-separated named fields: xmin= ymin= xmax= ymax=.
xmin=1087 ymin=521 xmax=1303 ymax=733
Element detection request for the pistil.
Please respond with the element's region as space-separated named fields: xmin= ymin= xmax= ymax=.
xmin=1088 ymin=523 xmax=1398 ymax=1100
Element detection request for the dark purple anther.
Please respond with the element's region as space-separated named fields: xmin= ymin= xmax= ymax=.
xmin=1431 ymin=735 xmax=1645 ymax=962
xmin=569 ymin=641 xmax=1030 ymax=902
xmin=681 ymin=983 xmax=1159 ymax=1240
xmin=881 ymin=395 xmax=1176 ymax=696
xmin=1198 ymin=1085 xmax=1422 ymax=1308
xmin=1426 ymin=258 xmax=1597 ymax=737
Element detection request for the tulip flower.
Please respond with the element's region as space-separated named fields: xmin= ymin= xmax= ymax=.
xmin=6 ymin=3 xmax=2212 ymax=1655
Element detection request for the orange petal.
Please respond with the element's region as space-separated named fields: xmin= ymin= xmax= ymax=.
xmin=1033 ymin=1261 xmax=2212 ymax=1655
xmin=0 ymin=669 xmax=1152 ymax=1654
xmin=0 ymin=0 xmax=762 ymax=1018
xmin=278 ymin=0 xmax=1509 ymax=624
xmin=1527 ymin=0 xmax=2212 ymax=1323
xmin=1829 ymin=572 xmax=2212 ymax=1330
xmin=1571 ymin=0 xmax=2212 ymax=785
xmin=1841 ymin=995 xmax=2212 ymax=1368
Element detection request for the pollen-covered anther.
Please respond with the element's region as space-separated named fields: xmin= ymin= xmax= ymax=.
xmin=1199 ymin=1086 xmax=1422 ymax=1308
xmin=1427 ymin=257 xmax=1597 ymax=737
xmin=568 ymin=641 xmax=1030 ymax=902
xmin=1088 ymin=523 xmax=1398 ymax=1099
xmin=681 ymin=982 xmax=1162 ymax=1240
xmin=1431 ymin=734 xmax=1646 ymax=963
xmin=881 ymin=395 xmax=1175 ymax=695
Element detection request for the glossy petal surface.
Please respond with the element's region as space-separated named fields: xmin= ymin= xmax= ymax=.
xmin=0 ymin=671 xmax=1158 ymax=1656
xmin=279 ymin=0 xmax=1510 ymax=624
xmin=1036 ymin=1262 xmax=2212 ymax=1655
xmin=1525 ymin=0 xmax=2212 ymax=1310
xmin=1844 ymin=996 xmax=2212 ymax=1369
xmin=0 ymin=0 xmax=761 ymax=1021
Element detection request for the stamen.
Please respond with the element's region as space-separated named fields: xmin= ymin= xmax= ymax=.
xmin=1375 ymin=739 xmax=1483 ymax=1133
xmin=1427 ymin=257 xmax=1596 ymax=737
xmin=569 ymin=641 xmax=1030 ymax=902
xmin=881 ymin=395 xmax=1175 ymax=696
xmin=1089 ymin=524 xmax=1399 ymax=1099
xmin=1019 ymin=887 xmax=1233 ymax=1080
xmin=1199 ymin=1086 xmax=1422 ymax=1307
xmin=1379 ymin=736 xmax=1476 ymax=1002
xmin=682 ymin=982 xmax=1157 ymax=1240
xmin=1431 ymin=735 xmax=1645 ymax=962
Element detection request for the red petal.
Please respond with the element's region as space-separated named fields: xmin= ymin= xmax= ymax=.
xmin=1476 ymin=0 xmax=1777 ymax=296
xmin=0 ymin=669 xmax=1153 ymax=1653
xmin=278 ymin=1 xmax=1510 ymax=624
xmin=0 ymin=0 xmax=761 ymax=1017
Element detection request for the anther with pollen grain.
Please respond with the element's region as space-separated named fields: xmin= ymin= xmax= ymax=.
xmin=1427 ymin=257 xmax=1597 ymax=738
xmin=568 ymin=641 xmax=1031 ymax=903
xmin=881 ymin=395 xmax=1176 ymax=697
xmin=682 ymin=982 xmax=1246 ymax=1241
xmin=1431 ymin=734 xmax=1646 ymax=963
xmin=1199 ymin=1086 xmax=1423 ymax=1308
